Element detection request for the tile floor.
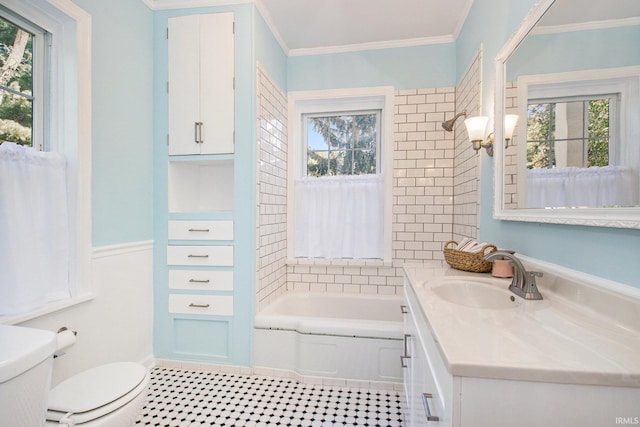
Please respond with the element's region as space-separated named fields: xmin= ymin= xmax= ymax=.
xmin=135 ymin=367 xmax=404 ymax=427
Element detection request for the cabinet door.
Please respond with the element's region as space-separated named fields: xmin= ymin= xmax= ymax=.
xmin=199 ymin=13 xmax=234 ymax=155
xmin=168 ymin=13 xmax=234 ymax=155
xmin=168 ymin=15 xmax=200 ymax=155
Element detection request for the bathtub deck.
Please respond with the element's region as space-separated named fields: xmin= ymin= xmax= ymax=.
xmin=135 ymin=366 xmax=404 ymax=426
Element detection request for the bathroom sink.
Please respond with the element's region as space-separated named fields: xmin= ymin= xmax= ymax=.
xmin=431 ymin=280 xmax=522 ymax=309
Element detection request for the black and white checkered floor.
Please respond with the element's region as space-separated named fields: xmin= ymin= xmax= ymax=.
xmin=135 ymin=367 xmax=404 ymax=426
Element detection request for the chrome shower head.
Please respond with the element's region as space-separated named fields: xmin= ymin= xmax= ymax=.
xmin=441 ymin=111 xmax=467 ymax=132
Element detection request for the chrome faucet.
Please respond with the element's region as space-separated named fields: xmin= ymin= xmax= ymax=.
xmin=483 ymin=251 xmax=544 ymax=300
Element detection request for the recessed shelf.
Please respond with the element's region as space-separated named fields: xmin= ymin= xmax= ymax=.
xmin=168 ymin=159 xmax=234 ymax=213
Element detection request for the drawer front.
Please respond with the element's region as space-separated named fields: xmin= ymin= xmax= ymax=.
xmin=169 ymin=294 xmax=233 ymax=316
xmin=168 ymin=220 xmax=233 ymax=241
xmin=167 ymin=245 xmax=233 ymax=266
xmin=169 ymin=270 xmax=233 ymax=291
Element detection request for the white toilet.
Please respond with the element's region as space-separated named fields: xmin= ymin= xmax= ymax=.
xmin=0 ymin=325 xmax=150 ymax=427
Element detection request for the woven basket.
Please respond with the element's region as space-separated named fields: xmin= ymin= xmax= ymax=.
xmin=443 ymin=240 xmax=497 ymax=273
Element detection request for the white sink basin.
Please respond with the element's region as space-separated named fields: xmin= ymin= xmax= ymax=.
xmin=431 ymin=279 xmax=522 ymax=309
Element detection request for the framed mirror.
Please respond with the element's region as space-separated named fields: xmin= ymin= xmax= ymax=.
xmin=494 ymin=0 xmax=640 ymax=229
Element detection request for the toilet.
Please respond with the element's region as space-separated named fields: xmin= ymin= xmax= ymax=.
xmin=0 ymin=325 xmax=149 ymax=427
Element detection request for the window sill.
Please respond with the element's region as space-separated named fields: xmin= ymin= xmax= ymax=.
xmin=287 ymin=258 xmax=393 ymax=268
xmin=0 ymin=292 xmax=96 ymax=325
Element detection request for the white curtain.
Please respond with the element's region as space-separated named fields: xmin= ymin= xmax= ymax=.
xmin=0 ymin=142 xmax=69 ymax=315
xmin=527 ymin=166 xmax=636 ymax=208
xmin=295 ymin=174 xmax=383 ymax=259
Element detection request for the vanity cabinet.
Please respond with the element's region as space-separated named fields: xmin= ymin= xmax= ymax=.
xmin=403 ymin=267 xmax=640 ymax=427
xmin=167 ymin=13 xmax=234 ymax=155
xmin=402 ymin=283 xmax=453 ymax=426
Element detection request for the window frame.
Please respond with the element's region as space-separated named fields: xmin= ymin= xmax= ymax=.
xmin=0 ymin=0 xmax=92 ymax=324
xmin=288 ymin=87 xmax=394 ymax=262
xmin=515 ymin=67 xmax=640 ymax=209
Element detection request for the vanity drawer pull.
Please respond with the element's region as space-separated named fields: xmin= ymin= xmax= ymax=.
xmin=188 ymin=254 xmax=209 ymax=258
xmin=188 ymin=228 xmax=210 ymax=232
xmin=189 ymin=279 xmax=211 ymax=283
xmin=400 ymin=333 xmax=411 ymax=368
xmin=188 ymin=303 xmax=210 ymax=308
xmin=422 ymin=393 xmax=440 ymax=422
xmin=400 ymin=305 xmax=408 ymax=314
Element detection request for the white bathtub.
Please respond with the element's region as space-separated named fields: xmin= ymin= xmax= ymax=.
xmin=253 ymin=292 xmax=404 ymax=384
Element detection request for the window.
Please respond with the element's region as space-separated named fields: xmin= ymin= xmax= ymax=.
xmin=526 ymin=95 xmax=615 ymax=169
xmin=0 ymin=0 xmax=91 ymax=322
xmin=305 ymin=111 xmax=380 ymax=177
xmin=0 ymin=9 xmax=48 ymax=149
xmin=289 ymin=88 xmax=394 ymax=261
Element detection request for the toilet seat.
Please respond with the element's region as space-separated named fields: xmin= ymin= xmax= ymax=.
xmin=46 ymin=362 xmax=149 ymax=425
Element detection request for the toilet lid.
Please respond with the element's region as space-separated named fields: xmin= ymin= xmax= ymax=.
xmin=48 ymin=362 xmax=147 ymax=414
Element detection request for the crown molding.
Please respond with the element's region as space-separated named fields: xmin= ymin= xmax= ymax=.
xmin=289 ymin=35 xmax=455 ymax=57
xmin=253 ymin=0 xmax=289 ymax=55
xmin=533 ymin=16 xmax=640 ymax=35
xmin=452 ymin=0 xmax=474 ymax=40
xmin=144 ymin=0 xmax=251 ymax=11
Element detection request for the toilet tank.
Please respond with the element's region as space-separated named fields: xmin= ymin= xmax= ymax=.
xmin=0 ymin=325 xmax=57 ymax=427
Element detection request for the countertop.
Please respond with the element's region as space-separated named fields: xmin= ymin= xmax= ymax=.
xmin=403 ymin=261 xmax=640 ymax=388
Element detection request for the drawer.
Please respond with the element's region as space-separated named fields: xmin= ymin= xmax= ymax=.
xmin=167 ymin=245 xmax=233 ymax=266
xmin=168 ymin=220 xmax=233 ymax=241
xmin=169 ymin=294 xmax=233 ymax=316
xmin=169 ymin=270 xmax=233 ymax=291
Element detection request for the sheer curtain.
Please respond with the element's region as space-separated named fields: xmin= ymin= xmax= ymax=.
xmin=0 ymin=142 xmax=69 ymax=315
xmin=294 ymin=174 xmax=383 ymax=259
xmin=527 ymin=166 xmax=636 ymax=208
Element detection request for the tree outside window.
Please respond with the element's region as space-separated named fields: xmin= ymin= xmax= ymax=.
xmin=306 ymin=111 xmax=379 ymax=177
xmin=0 ymin=15 xmax=33 ymax=147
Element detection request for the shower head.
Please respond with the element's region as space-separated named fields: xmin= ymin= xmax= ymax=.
xmin=441 ymin=111 xmax=467 ymax=132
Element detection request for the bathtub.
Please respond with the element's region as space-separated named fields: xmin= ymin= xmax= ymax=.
xmin=253 ymin=292 xmax=404 ymax=384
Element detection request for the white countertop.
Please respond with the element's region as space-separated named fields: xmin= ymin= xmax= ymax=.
xmin=403 ymin=261 xmax=640 ymax=388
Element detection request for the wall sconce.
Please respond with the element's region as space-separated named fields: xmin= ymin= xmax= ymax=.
xmin=504 ymin=114 xmax=519 ymax=148
xmin=464 ymin=116 xmax=494 ymax=156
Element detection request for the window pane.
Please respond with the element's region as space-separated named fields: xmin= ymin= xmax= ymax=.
xmin=305 ymin=112 xmax=378 ymax=176
xmin=526 ymin=97 xmax=611 ymax=169
xmin=0 ymin=16 xmax=34 ymax=147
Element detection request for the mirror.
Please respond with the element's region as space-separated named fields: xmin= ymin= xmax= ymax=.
xmin=494 ymin=0 xmax=640 ymax=228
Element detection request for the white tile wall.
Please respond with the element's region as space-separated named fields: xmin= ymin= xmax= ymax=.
xmin=256 ymin=72 xmax=484 ymax=299
xmin=453 ymin=49 xmax=482 ymax=242
xmin=256 ymin=65 xmax=288 ymax=311
xmin=504 ymin=80 xmax=520 ymax=209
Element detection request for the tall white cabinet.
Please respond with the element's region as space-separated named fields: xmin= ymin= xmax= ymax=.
xmin=168 ymin=13 xmax=234 ymax=155
xmin=155 ymin=11 xmax=248 ymax=366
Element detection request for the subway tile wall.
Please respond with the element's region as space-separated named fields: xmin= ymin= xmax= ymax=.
xmin=453 ymin=49 xmax=482 ymax=242
xmin=257 ymin=65 xmax=482 ymax=303
xmin=504 ymin=80 xmax=519 ymax=209
xmin=287 ymin=88 xmax=458 ymax=296
xmin=256 ymin=65 xmax=288 ymax=311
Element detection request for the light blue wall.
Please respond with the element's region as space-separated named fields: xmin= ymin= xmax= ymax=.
xmin=72 ymin=0 xmax=154 ymax=246
xmin=255 ymin=10 xmax=287 ymax=91
xmin=287 ymin=43 xmax=456 ymax=91
xmin=458 ymin=0 xmax=640 ymax=288
xmin=507 ymin=25 xmax=640 ymax=80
